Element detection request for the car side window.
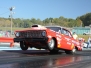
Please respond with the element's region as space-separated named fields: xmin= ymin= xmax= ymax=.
xmin=61 ymin=28 xmax=72 ymax=37
xmin=66 ymin=30 xmax=72 ymax=37
xmin=61 ymin=29 xmax=67 ymax=35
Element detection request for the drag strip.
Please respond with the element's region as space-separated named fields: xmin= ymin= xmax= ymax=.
xmin=0 ymin=43 xmax=91 ymax=68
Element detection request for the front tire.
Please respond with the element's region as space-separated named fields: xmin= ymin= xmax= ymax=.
xmin=20 ymin=41 xmax=28 ymax=50
xmin=48 ymin=39 xmax=55 ymax=50
xmin=47 ymin=38 xmax=59 ymax=53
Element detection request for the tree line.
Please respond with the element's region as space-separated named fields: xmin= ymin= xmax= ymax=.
xmin=0 ymin=12 xmax=91 ymax=28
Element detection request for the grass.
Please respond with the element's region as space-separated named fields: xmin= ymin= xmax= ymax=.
xmin=78 ymin=35 xmax=90 ymax=42
xmin=0 ymin=27 xmax=28 ymax=31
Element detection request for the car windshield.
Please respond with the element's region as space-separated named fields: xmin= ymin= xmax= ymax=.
xmin=46 ymin=27 xmax=60 ymax=32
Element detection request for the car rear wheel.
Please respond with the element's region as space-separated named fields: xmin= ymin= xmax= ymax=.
xmin=20 ymin=41 xmax=28 ymax=50
xmin=65 ymin=47 xmax=76 ymax=54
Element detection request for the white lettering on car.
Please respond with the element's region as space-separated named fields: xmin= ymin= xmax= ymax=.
xmin=57 ymin=37 xmax=61 ymax=41
xmin=67 ymin=42 xmax=71 ymax=45
xmin=57 ymin=37 xmax=62 ymax=44
xmin=64 ymin=37 xmax=71 ymax=45
xmin=56 ymin=34 xmax=62 ymax=38
xmin=72 ymin=40 xmax=79 ymax=45
xmin=65 ymin=37 xmax=71 ymax=41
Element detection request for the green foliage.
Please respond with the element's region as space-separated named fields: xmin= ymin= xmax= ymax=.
xmin=78 ymin=13 xmax=91 ymax=26
xmin=0 ymin=12 xmax=91 ymax=28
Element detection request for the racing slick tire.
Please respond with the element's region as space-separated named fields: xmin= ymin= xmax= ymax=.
xmin=47 ymin=38 xmax=59 ymax=53
xmin=20 ymin=41 xmax=28 ymax=50
xmin=65 ymin=47 xmax=76 ymax=54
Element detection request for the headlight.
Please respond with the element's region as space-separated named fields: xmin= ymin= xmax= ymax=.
xmin=16 ymin=32 xmax=20 ymax=37
xmin=42 ymin=31 xmax=46 ymax=37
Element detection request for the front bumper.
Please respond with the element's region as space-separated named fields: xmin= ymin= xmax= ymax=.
xmin=14 ymin=37 xmax=48 ymax=42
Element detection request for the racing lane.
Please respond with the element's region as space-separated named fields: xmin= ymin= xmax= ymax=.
xmin=0 ymin=44 xmax=91 ymax=68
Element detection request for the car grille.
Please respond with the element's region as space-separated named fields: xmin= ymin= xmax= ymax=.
xmin=19 ymin=30 xmax=45 ymax=38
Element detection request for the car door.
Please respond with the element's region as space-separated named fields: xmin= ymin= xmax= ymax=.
xmin=60 ymin=28 xmax=72 ymax=50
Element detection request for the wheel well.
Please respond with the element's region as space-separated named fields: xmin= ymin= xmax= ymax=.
xmin=75 ymin=46 xmax=78 ymax=50
xmin=52 ymin=37 xmax=57 ymax=48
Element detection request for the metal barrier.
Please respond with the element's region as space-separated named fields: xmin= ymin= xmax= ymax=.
xmin=0 ymin=37 xmax=14 ymax=47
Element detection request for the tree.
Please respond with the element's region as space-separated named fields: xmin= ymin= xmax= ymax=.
xmin=76 ymin=19 xmax=83 ymax=27
xmin=13 ymin=18 xmax=23 ymax=27
xmin=79 ymin=13 xmax=91 ymax=26
xmin=5 ymin=20 xmax=11 ymax=27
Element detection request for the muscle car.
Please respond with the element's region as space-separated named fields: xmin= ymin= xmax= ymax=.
xmin=14 ymin=24 xmax=82 ymax=54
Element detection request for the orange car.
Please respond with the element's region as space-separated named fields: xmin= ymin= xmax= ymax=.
xmin=14 ymin=24 xmax=82 ymax=54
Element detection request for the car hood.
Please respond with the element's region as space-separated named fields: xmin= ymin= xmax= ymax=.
xmin=15 ymin=27 xmax=47 ymax=32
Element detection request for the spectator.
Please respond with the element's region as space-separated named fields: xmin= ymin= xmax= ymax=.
xmin=87 ymin=37 xmax=91 ymax=48
xmin=73 ymin=32 xmax=78 ymax=40
xmin=5 ymin=31 xmax=10 ymax=37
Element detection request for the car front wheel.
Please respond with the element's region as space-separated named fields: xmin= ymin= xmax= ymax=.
xmin=47 ymin=39 xmax=58 ymax=53
xmin=20 ymin=41 xmax=28 ymax=50
xmin=47 ymin=39 xmax=55 ymax=50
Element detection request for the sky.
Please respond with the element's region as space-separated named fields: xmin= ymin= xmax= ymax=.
xmin=0 ymin=0 xmax=91 ymax=20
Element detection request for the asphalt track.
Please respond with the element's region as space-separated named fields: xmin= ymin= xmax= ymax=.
xmin=0 ymin=43 xmax=91 ymax=68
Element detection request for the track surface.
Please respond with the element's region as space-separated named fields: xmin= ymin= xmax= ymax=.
xmin=0 ymin=43 xmax=91 ymax=68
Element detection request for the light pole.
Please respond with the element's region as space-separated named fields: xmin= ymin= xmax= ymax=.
xmin=9 ymin=6 xmax=15 ymax=37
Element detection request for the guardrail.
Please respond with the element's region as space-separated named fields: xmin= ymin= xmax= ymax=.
xmin=0 ymin=37 xmax=14 ymax=47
